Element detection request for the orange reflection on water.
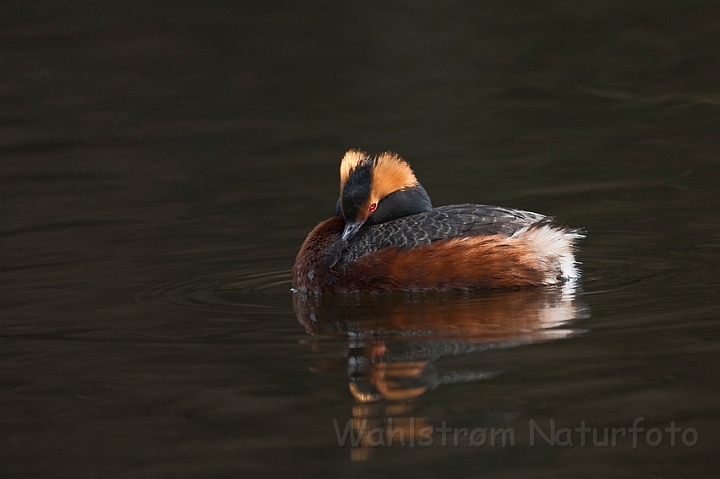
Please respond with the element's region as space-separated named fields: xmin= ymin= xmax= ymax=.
xmin=295 ymin=282 xmax=587 ymax=460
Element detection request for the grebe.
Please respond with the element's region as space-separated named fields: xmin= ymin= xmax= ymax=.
xmin=293 ymin=149 xmax=583 ymax=293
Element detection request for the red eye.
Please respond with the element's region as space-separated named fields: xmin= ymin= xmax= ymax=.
xmin=369 ymin=203 xmax=377 ymax=213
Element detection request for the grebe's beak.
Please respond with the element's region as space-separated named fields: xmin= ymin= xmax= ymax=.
xmin=341 ymin=219 xmax=366 ymax=241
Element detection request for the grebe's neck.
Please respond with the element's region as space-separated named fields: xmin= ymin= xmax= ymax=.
xmin=366 ymin=184 xmax=431 ymax=225
xmin=335 ymin=183 xmax=432 ymax=225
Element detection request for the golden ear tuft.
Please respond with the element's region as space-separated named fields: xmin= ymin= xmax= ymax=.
xmin=339 ymin=149 xmax=369 ymax=192
xmin=371 ymin=152 xmax=418 ymax=200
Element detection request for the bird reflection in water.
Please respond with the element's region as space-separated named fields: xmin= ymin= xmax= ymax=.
xmin=294 ymin=283 xmax=588 ymax=460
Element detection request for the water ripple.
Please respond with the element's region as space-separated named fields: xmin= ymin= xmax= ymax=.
xmin=140 ymin=268 xmax=292 ymax=313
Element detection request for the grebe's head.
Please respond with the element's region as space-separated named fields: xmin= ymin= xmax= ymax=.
xmin=337 ymin=149 xmax=431 ymax=241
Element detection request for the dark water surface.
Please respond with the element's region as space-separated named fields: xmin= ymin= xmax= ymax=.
xmin=2 ymin=1 xmax=720 ymax=477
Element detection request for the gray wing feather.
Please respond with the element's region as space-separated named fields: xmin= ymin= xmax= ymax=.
xmin=332 ymin=204 xmax=549 ymax=268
